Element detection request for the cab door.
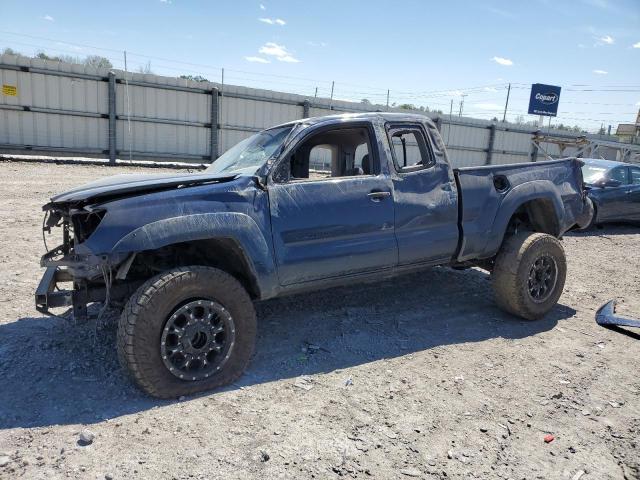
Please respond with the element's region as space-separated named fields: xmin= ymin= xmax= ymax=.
xmin=268 ymin=123 xmax=398 ymax=286
xmin=386 ymin=123 xmax=459 ymax=265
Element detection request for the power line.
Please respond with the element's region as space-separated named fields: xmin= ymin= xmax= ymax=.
xmin=1 ymin=31 xmax=637 ymax=130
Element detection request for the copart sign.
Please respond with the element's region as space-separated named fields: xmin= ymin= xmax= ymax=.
xmin=528 ymin=83 xmax=561 ymax=117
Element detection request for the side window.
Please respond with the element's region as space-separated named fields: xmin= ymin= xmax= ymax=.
xmin=308 ymin=145 xmax=333 ymax=179
xmin=609 ymin=167 xmax=630 ymax=185
xmin=630 ymin=167 xmax=640 ymax=185
xmin=387 ymin=126 xmax=434 ymax=173
xmin=282 ymin=126 xmax=377 ymax=182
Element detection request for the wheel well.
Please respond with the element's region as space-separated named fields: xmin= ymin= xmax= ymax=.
xmin=127 ymin=238 xmax=261 ymax=299
xmin=507 ymin=198 xmax=560 ymax=237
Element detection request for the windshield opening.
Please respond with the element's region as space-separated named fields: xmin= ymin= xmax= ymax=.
xmin=206 ymin=126 xmax=294 ymax=175
xmin=581 ymin=164 xmax=608 ymax=184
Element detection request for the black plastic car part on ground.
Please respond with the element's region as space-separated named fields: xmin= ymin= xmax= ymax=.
xmin=595 ymin=299 xmax=640 ymax=340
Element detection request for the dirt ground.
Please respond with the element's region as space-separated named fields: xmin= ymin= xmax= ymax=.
xmin=0 ymin=161 xmax=638 ymax=480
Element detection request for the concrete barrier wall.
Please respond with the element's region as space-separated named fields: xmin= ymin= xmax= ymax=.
xmin=0 ymin=53 xmax=630 ymax=167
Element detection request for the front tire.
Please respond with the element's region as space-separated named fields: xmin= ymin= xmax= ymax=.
xmin=117 ymin=266 xmax=256 ymax=398
xmin=492 ymin=232 xmax=567 ymax=320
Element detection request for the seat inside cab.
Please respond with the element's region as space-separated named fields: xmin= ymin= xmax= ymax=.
xmin=289 ymin=127 xmax=375 ymax=181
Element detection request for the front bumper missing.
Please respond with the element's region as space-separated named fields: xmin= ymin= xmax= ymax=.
xmin=35 ymin=267 xmax=72 ymax=310
xmin=35 ymin=267 xmax=86 ymax=319
xmin=35 ymin=266 xmax=142 ymax=322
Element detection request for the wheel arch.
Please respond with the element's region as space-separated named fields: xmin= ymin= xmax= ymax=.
xmin=112 ymin=212 xmax=279 ymax=299
xmin=483 ymin=181 xmax=566 ymax=257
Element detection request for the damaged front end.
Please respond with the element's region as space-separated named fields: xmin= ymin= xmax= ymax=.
xmin=36 ymin=203 xmax=132 ymax=322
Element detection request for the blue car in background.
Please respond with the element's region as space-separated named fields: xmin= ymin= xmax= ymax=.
xmin=582 ymin=158 xmax=640 ymax=227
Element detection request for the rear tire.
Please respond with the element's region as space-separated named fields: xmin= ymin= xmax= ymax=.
xmin=492 ymin=232 xmax=566 ymax=320
xmin=117 ymin=266 xmax=256 ymax=398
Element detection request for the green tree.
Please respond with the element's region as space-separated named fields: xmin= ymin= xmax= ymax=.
xmin=180 ymin=74 xmax=210 ymax=83
xmin=84 ymin=55 xmax=113 ymax=69
xmin=2 ymin=47 xmax=20 ymax=56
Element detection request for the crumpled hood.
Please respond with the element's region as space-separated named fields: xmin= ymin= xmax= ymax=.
xmin=49 ymin=171 xmax=238 ymax=204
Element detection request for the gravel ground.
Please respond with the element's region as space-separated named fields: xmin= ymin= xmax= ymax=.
xmin=0 ymin=161 xmax=638 ymax=480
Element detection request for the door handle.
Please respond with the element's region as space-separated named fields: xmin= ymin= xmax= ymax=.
xmin=368 ymin=190 xmax=391 ymax=201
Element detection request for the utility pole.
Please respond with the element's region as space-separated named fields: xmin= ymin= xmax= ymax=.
xmin=329 ymin=81 xmax=335 ymax=110
xmin=386 ymin=89 xmax=390 ymax=111
xmin=502 ymin=83 xmax=511 ymax=122
xmin=458 ymin=94 xmax=467 ymax=117
xmin=314 ymin=87 xmax=318 ymax=98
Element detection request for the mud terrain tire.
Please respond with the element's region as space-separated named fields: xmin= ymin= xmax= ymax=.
xmin=117 ymin=266 xmax=256 ymax=398
xmin=492 ymin=232 xmax=567 ymax=320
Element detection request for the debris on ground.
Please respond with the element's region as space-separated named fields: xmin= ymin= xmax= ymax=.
xmin=78 ymin=429 xmax=95 ymax=446
xmin=293 ymin=375 xmax=314 ymax=391
xmin=596 ymin=299 xmax=640 ymax=329
xmin=399 ymin=467 xmax=422 ymax=477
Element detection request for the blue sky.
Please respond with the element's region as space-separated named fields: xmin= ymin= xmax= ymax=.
xmin=1 ymin=0 xmax=639 ymax=132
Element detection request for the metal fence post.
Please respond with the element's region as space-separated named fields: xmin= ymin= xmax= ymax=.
xmin=108 ymin=72 xmax=116 ymax=164
xmin=485 ymin=123 xmax=496 ymax=165
xmin=210 ymin=87 xmax=219 ymax=162
xmin=435 ymin=116 xmax=442 ymax=132
xmin=302 ymin=100 xmax=310 ymax=119
xmin=529 ymin=129 xmax=540 ymax=162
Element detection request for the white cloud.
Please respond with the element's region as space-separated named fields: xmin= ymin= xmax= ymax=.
xmin=595 ymin=34 xmax=614 ymax=45
xmin=636 ymin=101 xmax=640 ymax=106
xmin=474 ymin=102 xmax=503 ymax=110
xmin=277 ymin=55 xmax=300 ymax=63
xmin=43 ymin=14 xmax=54 ymax=21
xmin=245 ymin=56 xmax=270 ymax=64
xmin=633 ymin=42 xmax=640 ymax=48
xmin=593 ymin=69 xmax=608 ymax=74
xmin=492 ymin=56 xmax=513 ymax=66
xmin=307 ymin=41 xmax=328 ymax=47
xmin=259 ymin=42 xmax=287 ymax=57
xmin=447 ymin=90 xmax=465 ymax=98
xmin=484 ymin=86 xmax=498 ymax=92
xmin=259 ymin=17 xmax=285 ymax=25
xmin=159 ymin=0 xmax=172 ymax=3
xmin=260 ymin=3 xmax=266 ymax=10
xmin=258 ymin=42 xmax=299 ymax=63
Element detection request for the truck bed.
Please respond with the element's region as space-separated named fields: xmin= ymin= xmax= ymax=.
xmin=454 ymin=158 xmax=586 ymax=262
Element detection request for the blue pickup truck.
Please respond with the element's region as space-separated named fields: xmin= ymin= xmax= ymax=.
xmin=36 ymin=113 xmax=593 ymax=397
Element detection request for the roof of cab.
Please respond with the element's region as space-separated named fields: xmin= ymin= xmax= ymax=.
xmin=274 ymin=112 xmax=435 ymax=129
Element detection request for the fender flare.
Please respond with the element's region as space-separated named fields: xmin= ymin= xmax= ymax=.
xmin=481 ymin=180 xmax=565 ymax=257
xmin=112 ymin=212 xmax=278 ymax=298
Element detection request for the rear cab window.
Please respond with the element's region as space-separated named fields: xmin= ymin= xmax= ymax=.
xmin=386 ymin=124 xmax=435 ymax=173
